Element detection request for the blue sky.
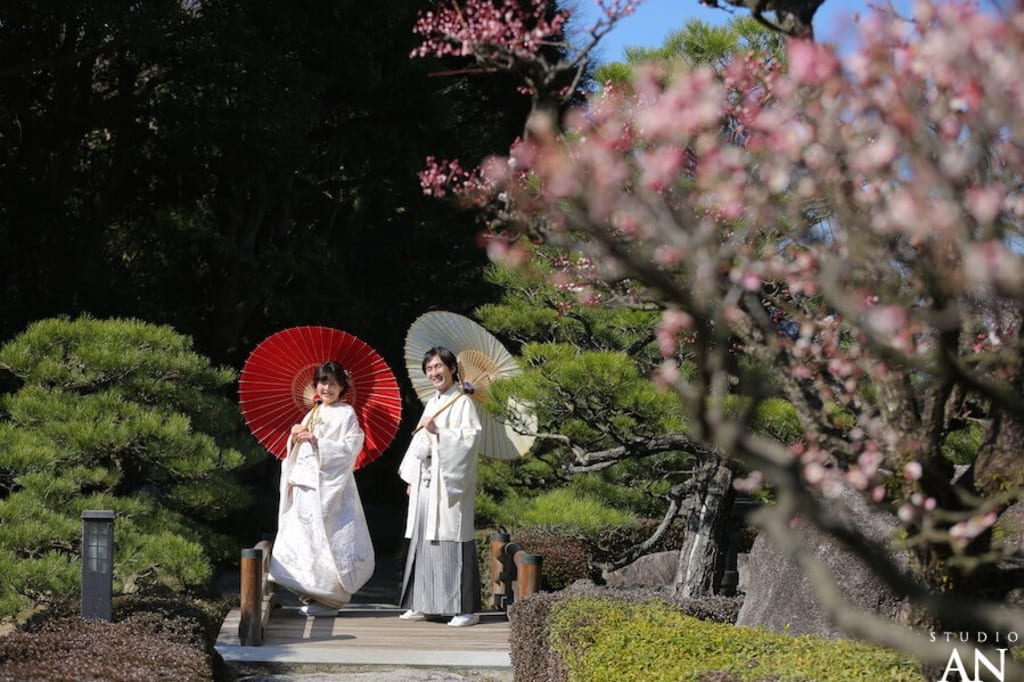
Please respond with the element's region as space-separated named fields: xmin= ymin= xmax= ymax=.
xmin=572 ymin=0 xmax=909 ymax=63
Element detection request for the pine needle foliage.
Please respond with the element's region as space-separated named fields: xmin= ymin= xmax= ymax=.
xmin=474 ymin=247 xmax=691 ymax=532
xmin=511 ymin=488 xmax=636 ymax=532
xmin=595 ymin=17 xmax=784 ymax=90
xmin=0 ymin=316 xmax=254 ymax=620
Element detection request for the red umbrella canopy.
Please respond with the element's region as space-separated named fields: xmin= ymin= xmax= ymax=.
xmin=239 ymin=326 xmax=402 ymax=469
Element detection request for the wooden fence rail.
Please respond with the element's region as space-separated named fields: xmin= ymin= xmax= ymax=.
xmin=488 ymin=533 xmax=543 ymax=612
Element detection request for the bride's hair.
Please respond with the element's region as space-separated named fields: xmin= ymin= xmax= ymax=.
xmin=313 ymin=361 xmax=351 ymax=393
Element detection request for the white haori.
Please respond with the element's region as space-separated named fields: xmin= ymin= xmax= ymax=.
xmin=398 ymin=384 xmax=482 ymax=543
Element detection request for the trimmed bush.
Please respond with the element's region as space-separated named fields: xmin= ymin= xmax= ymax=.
xmin=509 ymin=520 xmax=692 ymax=592
xmin=0 ymin=317 xmax=254 ymax=620
xmin=508 ymin=591 xmax=570 ymax=682
xmin=509 ymin=588 xmax=921 ymax=682
xmin=0 ymin=617 xmax=211 ymax=681
xmin=584 ymin=518 xmax=687 ymax=566
xmin=0 ymin=592 xmax=232 ymax=681
xmin=512 ymin=527 xmax=595 ymax=590
xmin=749 ymin=397 xmax=803 ymax=444
xmin=553 ymin=596 xmax=921 ymax=681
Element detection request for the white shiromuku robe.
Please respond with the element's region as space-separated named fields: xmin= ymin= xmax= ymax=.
xmin=268 ymin=401 xmax=375 ymax=608
xmin=398 ymin=384 xmax=482 ymax=614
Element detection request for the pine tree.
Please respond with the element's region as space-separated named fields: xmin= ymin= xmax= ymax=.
xmin=473 ymin=246 xmax=739 ymax=595
xmin=0 ymin=316 xmax=254 ymax=618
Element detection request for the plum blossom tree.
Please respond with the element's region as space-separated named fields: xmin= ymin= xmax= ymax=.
xmin=413 ymin=0 xmax=1024 ymax=673
xmin=412 ymin=0 xmax=638 ymax=119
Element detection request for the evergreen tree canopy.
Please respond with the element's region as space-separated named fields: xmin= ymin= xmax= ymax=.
xmin=0 ymin=0 xmax=528 ymax=364
xmin=0 ymin=316 xmax=254 ymax=618
xmin=594 ymin=17 xmax=784 ymax=88
xmin=472 ymin=247 xmax=697 ymax=534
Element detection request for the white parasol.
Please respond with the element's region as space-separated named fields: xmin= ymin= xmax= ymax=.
xmin=404 ymin=311 xmax=536 ymax=460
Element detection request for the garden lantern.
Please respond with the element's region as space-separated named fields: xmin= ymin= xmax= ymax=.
xmin=81 ymin=510 xmax=115 ymax=621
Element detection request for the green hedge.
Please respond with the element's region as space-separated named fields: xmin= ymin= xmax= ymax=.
xmin=526 ymin=593 xmax=923 ymax=681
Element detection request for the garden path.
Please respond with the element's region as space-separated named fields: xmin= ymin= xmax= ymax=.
xmin=214 ymin=553 xmax=513 ymax=677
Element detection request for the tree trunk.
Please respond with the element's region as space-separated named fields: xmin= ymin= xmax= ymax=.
xmin=673 ymin=459 xmax=734 ymax=598
xmin=973 ymin=411 xmax=1024 ymax=497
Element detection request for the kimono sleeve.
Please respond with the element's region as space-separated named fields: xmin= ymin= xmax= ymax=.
xmin=398 ymin=429 xmax=429 ymax=485
xmin=317 ymin=406 xmax=365 ymax=479
xmin=286 ymin=410 xmax=319 ymax=489
xmin=437 ymin=394 xmax=481 ymax=500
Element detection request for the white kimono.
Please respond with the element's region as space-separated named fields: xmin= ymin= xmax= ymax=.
xmin=399 ymin=385 xmax=482 ymax=543
xmin=268 ymin=401 xmax=375 ymax=608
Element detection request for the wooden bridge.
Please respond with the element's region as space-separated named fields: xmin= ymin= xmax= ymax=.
xmin=215 ymin=601 xmax=513 ymax=669
xmin=214 ymin=536 xmax=540 ymax=673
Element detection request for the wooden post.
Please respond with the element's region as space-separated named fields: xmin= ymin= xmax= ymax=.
xmin=489 ymin=533 xmax=510 ymax=610
xmin=239 ymin=548 xmax=264 ymax=646
xmin=255 ymin=539 xmax=275 ymax=631
xmin=518 ymin=553 xmax=543 ymax=599
xmin=255 ymin=540 xmax=273 ymax=598
xmin=502 ymin=542 xmax=524 ymax=605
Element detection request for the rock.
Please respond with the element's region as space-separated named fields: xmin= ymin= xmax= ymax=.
xmin=736 ymin=553 xmax=749 ymax=594
xmin=996 ymin=501 xmax=1024 ymax=560
xmin=735 ymin=487 xmax=906 ymax=639
xmin=601 ymin=551 xmax=679 ymax=588
xmin=566 ymin=578 xmax=598 ymax=592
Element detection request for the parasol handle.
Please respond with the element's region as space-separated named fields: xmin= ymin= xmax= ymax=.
xmin=289 ymin=403 xmax=321 ymax=447
xmin=411 ymin=393 xmax=462 ymax=435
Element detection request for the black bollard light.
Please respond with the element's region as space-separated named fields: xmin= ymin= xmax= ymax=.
xmin=81 ymin=510 xmax=115 ymax=621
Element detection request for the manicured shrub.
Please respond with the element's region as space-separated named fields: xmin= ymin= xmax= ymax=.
xmin=508 ymin=591 xmax=570 ymax=682
xmin=0 ymin=616 xmax=211 ymax=681
xmin=750 ymin=397 xmax=803 ymax=444
xmin=509 ymin=587 xmax=921 ymax=682
xmin=512 ymin=526 xmax=595 ymax=591
xmin=584 ymin=518 xmax=687 ymax=566
xmin=550 ymin=596 xmax=922 ymax=682
xmin=111 ymin=592 xmax=231 ymax=658
xmin=0 ymin=592 xmax=232 ymax=682
xmin=0 ymin=317 xmax=254 ymax=620
xmin=509 ymin=519 xmax=693 ymax=592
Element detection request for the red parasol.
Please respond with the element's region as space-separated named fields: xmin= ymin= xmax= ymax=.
xmin=239 ymin=326 xmax=402 ymax=469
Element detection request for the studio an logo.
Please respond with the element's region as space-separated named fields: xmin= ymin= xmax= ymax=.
xmin=931 ymin=631 xmax=1019 ymax=682
xmin=937 ymin=647 xmax=1007 ymax=682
